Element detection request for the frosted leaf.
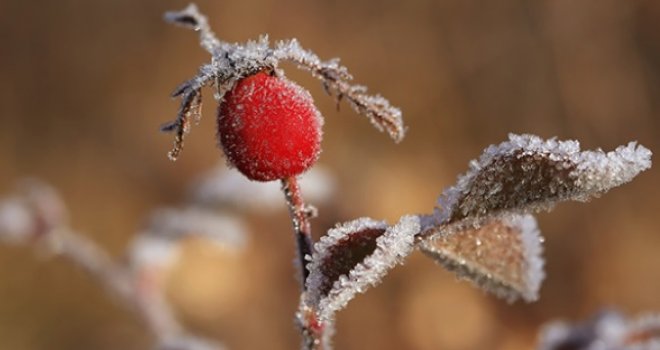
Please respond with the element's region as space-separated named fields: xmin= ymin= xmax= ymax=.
xmin=419 ymin=214 xmax=544 ymax=302
xmin=537 ymin=310 xmax=660 ymax=350
xmin=191 ymin=164 xmax=335 ymax=211
xmin=0 ymin=198 xmax=37 ymax=244
xmin=305 ymin=215 xmax=420 ymax=321
xmin=161 ymin=5 xmax=405 ymax=160
xmin=146 ymin=207 xmax=246 ymax=249
xmin=435 ymin=134 xmax=652 ymax=226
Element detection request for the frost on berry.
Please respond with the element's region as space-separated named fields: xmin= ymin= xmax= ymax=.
xmin=161 ymin=4 xmax=405 ymax=162
xmin=432 ymin=134 xmax=651 ymax=231
xmin=305 ymin=215 xmax=420 ymax=321
xmin=218 ymin=71 xmax=323 ymax=181
xmin=537 ymin=310 xmax=660 ymax=350
xmin=419 ymin=214 xmax=545 ymax=302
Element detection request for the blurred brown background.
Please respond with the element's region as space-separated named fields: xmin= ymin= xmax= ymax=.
xmin=1 ymin=0 xmax=659 ymax=349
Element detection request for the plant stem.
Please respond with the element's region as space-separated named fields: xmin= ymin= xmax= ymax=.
xmin=281 ymin=176 xmax=326 ymax=349
xmin=281 ymin=176 xmax=314 ymax=286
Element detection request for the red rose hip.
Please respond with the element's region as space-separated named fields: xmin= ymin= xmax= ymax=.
xmin=217 ymin=71 xmax=323 ymax=181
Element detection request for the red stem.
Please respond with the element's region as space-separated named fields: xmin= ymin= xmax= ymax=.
xmin=281 ymin=176 xmax=326 ymax=349
xmin=281 ymin=176 xmax=314 ymax=286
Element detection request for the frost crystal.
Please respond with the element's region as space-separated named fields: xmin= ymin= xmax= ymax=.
xmin=305 ymin=215 xmax=420 ymax=321
xmin=419 ymin=214 xmax=544 ymax=302
xmin=161 ymin=4 xmax=404 ymax=160
xmin=537 ymin=310 xmax=660 ymax=350
xmin=435 ymin=134 xmax=652 ymax=226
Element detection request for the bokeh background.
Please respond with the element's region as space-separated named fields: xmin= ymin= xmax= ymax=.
xmin=1 ymin=0 xmax=659 ymax=349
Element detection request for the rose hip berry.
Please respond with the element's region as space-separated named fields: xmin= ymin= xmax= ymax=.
xmin=217 ymin=71 xmax=323 ymax=182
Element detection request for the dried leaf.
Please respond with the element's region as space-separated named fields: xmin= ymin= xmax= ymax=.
xmin=435 ymin=134 xmax=651 ymax=226
xmin=306 ymin=215 xmax=420 ymax=321
xmin=419 ymin=214 xmax=544 ymax=302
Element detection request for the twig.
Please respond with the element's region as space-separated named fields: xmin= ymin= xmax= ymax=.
xmin=281 ymin=176 xmax=326 ymax=349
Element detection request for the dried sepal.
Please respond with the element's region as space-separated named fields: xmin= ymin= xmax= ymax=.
xmin=275 ymin=40 xmax=405 ymax=142
xmin=305 ymin=215 xmax=420 ymax=321
xmin=419 ymin=214 xmax=544 ymax=302
xmin=435 ymin=134 xmax=652 ymax=226
xmin=163 ymin=3 xmax=223 ymax=55
xmin=161 ymin=5 xmax=405 ymax=161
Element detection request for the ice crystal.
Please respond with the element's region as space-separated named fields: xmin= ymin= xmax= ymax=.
xmin=305 ymin=215 xmax=420 ymax=321
xmin=537 ymin=310 xmax=660 ymax=350
xmin=161 ymin=4 xmax=404 ymax=160
xmin=435 ymin=134 xmax=651 ymax=226
xmin=419 ymin=214 xmax=545 ymax=302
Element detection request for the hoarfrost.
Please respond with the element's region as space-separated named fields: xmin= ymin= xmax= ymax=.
xmin=435 ymin=134 xmax=651 ymax=226
xmin=419 ymin=214 xmax=545 ymax=302
xmin=306 ymin=215 xmax=420 ymax=321
xmin=161 ymin=4 xmax=405 ymax=160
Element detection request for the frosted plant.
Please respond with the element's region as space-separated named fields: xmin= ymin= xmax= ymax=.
xmin=416 ymin=134 xmax=652 ymax=303
xmin=160 ymin=4 xmax=403 ymax=161
xmin=159 ymin=3 xmax=652 ymax=349
xmin=418 ymin=213 xmax=544 ymax=302
xmin=537 ymin=310 xmax=660 ymax=350
xmin=0 ymin=178 xmax=255 ymax=350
